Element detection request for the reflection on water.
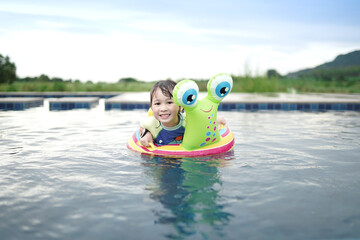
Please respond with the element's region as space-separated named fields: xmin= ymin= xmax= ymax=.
xmin=142 ymin=152 xmax=235 ymax=239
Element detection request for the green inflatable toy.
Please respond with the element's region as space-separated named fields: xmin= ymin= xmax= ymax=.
xmin=173 ymin=73 xmax=233 ymax=151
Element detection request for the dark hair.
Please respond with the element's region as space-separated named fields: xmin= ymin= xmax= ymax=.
xmin=150 ymin=80 xmax=177 ymax=106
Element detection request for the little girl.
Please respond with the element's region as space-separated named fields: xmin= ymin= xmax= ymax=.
xmin=140 ymin=80 xmax=226 ymax=147
xmin=140 ymin=80 xmax=184 ymax=147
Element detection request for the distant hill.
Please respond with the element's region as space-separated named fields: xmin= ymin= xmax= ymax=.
xmin=287 ymin=50 xmax=360 ymax=78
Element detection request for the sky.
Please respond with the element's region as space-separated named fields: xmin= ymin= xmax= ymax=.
xmin=0 ymin=0 xmax=359 ymax=82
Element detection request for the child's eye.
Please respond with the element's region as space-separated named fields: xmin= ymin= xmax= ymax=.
xmin=167 ymin=101 xmax=173 ymax=104
xmin=154 ymin=102 xmax=160 ymax=105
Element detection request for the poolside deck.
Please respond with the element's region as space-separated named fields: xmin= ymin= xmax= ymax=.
xmin=105 ymin=92 xmax=360 ymax=111
xmin=49 ymin=97 xmax=100 ymax=111
xmin=0 ymin=97 xmax=44 ymax=110
xmin=1 ymin=92 xmax=359 ymax=111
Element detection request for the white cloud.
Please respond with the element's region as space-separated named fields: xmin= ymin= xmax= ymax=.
xmin=1 ymin=1 xmax=359 ymax=82
xmin=0 ymin=28 xmax=250 ymax=81
xmin=0 ymin=2 xmax=147 ymax=21
xmin=2 ymin=27 xmax=358 ymax=82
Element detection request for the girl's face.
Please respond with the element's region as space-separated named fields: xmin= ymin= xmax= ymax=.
xmin=151 ymin=89 xmax=180 ymax=128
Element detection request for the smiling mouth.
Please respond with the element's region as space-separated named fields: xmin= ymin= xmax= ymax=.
xmin=200 ymin=105 xmax=213 ymax=113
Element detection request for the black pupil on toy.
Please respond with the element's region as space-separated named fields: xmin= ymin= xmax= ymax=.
xmin=220 ymin=87 xmax=227 ymax=94
xmin=187 ymin=95 xmax=194 ymax=102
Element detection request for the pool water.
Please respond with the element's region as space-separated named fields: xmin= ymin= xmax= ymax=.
xmin=1 ymin=106 xmax=360 ymax=239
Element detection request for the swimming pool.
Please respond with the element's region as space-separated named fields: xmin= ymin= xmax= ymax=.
xmin=1 ymin=105 xmax=359 ymax=239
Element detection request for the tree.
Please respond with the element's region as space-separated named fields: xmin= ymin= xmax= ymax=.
xmin=0 ymin=54 xmax=17 ymax=84
xmin=118 ymin=77 xmax=138 ymax=83
xmin=37 ymin=74 xmax=51 ymax=82
xmin=52 ymin=77 xmax=64 ymax=82
xmin=266 ymin=69 xmax=282 ymax=79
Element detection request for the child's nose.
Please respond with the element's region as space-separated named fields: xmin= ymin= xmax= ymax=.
xmin=160 ymin=104 xmax=167 ymax=110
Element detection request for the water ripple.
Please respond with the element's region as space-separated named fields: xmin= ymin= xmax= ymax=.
xmin=0 ymin=110 xmax=359 ymax=239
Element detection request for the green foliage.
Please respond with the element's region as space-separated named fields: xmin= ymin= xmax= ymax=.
xmin=288 ymin=50 xmax=360 ymax=78
xmin=0 ymin=80 xmax=155 ymax=92
xmin=303 ymin=66 xmax=360 ymax=81
xmin=1 ymin=74 xmax=359 ymax=93
xmin=279 ymin=77 xmax=360 ymax=93
xmin=1 ymin=52 xmax=359 ymax=93
xmin=0 ymin=54 xmax=17 ymax=84
xmin=37 ymin=74 xmax=51 ymax=82
xmin=231 ymin=75 xmax=286 ymax=92
xmin=266 ymin=69 xmax=282 ymax=79
xmin=118 ymin=77 xmax=139 ymax=83
xmin=317 ymin=50 xmax=360 ymax=68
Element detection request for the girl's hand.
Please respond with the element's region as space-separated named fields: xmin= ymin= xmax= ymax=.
xmin=217 ymin=116 xmax=226 ymax=128
xmin=140 ymin=129 xmax=154 ymax=147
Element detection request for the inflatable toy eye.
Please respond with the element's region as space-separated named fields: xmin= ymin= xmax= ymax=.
xmin=175 ymin=80 xmax=199 ymax=108
xmin=208 ymin=74 xmax=233 ymax=101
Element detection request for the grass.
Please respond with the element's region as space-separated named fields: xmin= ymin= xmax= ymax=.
xmin=1 ymin=76 xmax=360 ymax=93
xmin=230 ymin=76 xmax=360 ymax=93
xmin=278 ymin=77 xmax=360 ymax=93
xmin=0 ymin=81 xmax=156 ymax=92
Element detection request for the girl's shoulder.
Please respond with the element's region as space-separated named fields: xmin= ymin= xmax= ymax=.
xmin=140 ymin=116 xmax=162 ymax=137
